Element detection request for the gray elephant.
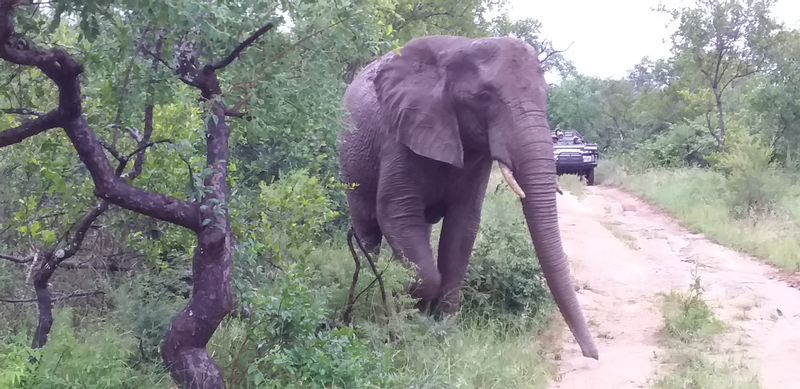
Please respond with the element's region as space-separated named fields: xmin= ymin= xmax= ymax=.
xmin=339 ymin=35 xmax=598 ymax=359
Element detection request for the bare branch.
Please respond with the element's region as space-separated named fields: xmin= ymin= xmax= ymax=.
xmin=125 ymin=139 xmax=170 ymax=161
xmin=1 ymin=107 xmax=43 ymax=116
xmin=540 ymin=41 xmax=574 ymax=64
xmin=269 ymin=19 xmax=347 ymax=64
xmin=140 ymin=46 xmax=174 ymax=71
xmin=0 ymin=253 xmax=31 ymax=263
xmin=0 ymin=290 xmax=104 ymax=304
xmin=131 ymin=33 xmax=164 ymax=180
xmin=0 ymin=109 xmax=62 ymax=147
xmin=721 ymin=68 xmax=758 ymax=92
xmin=99 ymin=139 xmax=125 ymax=164
xmin=209 ymin=22 xmax=275 ymax=71
xmin=59 ymin=201 xmax=109 ymax=261
xmin=123 ymin=126 xmax=142 ymax=143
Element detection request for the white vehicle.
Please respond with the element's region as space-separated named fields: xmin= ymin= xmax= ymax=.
xmin=551 ymin=129 xmax=599 ymax=185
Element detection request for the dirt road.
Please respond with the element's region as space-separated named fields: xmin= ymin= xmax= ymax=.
xmin=547 ymin=185 xmax=800 ymax=389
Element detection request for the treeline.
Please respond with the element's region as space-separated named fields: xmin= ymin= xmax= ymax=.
xmin=550 ymin=0 xmax=800 ymax=272
xmin=549 ymin=0 xmax=799 ymax=169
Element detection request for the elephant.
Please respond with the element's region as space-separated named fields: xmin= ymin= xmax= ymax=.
xmin=338 ymin=35 xmax=598 ymax=359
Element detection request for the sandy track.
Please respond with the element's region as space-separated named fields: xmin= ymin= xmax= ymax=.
xmin=546 ymin=185 xmax=800 ymax=389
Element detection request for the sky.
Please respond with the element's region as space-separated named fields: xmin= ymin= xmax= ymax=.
xmin=508 ymin=0 xmax=800 ymax=81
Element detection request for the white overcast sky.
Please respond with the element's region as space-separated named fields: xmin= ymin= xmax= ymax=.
xmin=508 ymin=0 xmax=800 ymax=81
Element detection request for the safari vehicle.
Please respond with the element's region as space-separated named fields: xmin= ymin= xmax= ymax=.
xmin=551 ymin=129 xmax=599 ymax=185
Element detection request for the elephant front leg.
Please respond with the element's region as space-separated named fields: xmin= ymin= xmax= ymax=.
xmin=376 ymin=194 xmax=440 ymax=313
xmin=434 ymin=197 xmax=484 ymax=316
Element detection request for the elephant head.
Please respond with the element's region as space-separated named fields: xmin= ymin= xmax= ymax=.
xmin=372 ymin=36 xmax=598 ymax=359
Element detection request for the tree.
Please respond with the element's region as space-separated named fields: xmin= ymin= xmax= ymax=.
xmin=0 ymin=1 xmax=272 ymax=386
xmin=661 ymin=0 xmax=780 ymax=149
xmin=749 ymin=30 xmax=800 ymax=163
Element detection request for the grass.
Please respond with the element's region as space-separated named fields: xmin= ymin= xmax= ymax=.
xmin=600 ymin=220 xmax=639 ymax=250
xmin=597 ymin=159 xmax=800 ymax=271
xmin=652 ymin=273 xmax=759 ymax=389
xmin=381 ymin=316 xmax=558 ymax=388
xmin=558 ymin=174 xmax=586 ymax=199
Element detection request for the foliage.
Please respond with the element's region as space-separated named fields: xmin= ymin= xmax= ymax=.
xmin=712 ymin=130 xmax=788 ymax=218
xmin=463 ymin=184 xmax=553 ymax=322
xmin=0 ymin=310 xmax=167 ymax=389
xmin=255 ymin=170 xmax=348 ymax=262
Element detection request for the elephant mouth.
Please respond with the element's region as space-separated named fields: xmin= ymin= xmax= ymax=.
xmin=498 ymin=161 xmax=526 ymax=199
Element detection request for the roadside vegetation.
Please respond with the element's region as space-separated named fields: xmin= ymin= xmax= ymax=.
xmin=596 ymin=152 xmax=800 ymax=271
xmin=652 ymin=273 xmax=759 ymax=389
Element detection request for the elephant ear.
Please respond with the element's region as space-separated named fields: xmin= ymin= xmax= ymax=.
xmin=374 ymin=41 xmax=463 ymax=168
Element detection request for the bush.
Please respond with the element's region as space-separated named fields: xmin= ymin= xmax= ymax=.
xmin=463 ymin=186 xmax=552 ymax=322
xmin=212 ymin=264 xmax=393 ymax=388
xmin=624 ymin=119 xmax=715 ymax=172
xmin=713 ymin=131 xmax=788 ymax=219
xmin=0 ymin=309 xmax=167 ymax=388
xmin=252 ymin=169 xmax=347 ymax=264
xmin=112 ymin=272 xmax=188 ymax=362
xmin=595 ymin=157 xmax=628 ymax=186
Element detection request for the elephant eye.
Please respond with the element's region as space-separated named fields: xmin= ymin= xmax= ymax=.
xmin=477 ymin=91 xmax=492 ymax=102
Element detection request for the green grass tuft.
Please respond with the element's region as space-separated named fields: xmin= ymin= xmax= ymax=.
xmin=558 ymin=174 xmax=586 ymax=199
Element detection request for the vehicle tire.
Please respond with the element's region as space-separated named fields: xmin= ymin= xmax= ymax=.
xmin=585 ymin=168 xmax=595 ymax=186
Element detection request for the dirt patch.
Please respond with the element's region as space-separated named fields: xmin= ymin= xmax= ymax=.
xmin=548 ymin=186 xmax=800 ymax=389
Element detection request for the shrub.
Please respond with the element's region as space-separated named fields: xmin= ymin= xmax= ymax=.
xmin=661 ymin=273 xmax=723 ymax=344
xmin=713 ymin=131 xmax=788 ymax=219
xmin=595 ymin=157 xmax=628 ymax=186
xmin=463 ymin=187 xmax=552 ymax=322
xmin=212 ymin=263 xmax=395 ymax=388
xmin=624 ymin=120 xmax=715 ymax=172
xmin=254 ymin=169 xmax=348 ymax=264
xmin=0 ymin=309 xmax=167 ymax=389
xmin=112 ymin=272 xmax=188 ymax=362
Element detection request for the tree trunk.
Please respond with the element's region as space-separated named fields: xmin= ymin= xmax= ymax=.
xmin=160 ymin=102 xmax=234 ymax=389
xmin=713 ymin=87 xmax=727 ymax=149
xmin=31 ymin=252 xmax=56 ymax=349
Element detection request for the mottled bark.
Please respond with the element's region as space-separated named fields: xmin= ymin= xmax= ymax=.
xmin=157 ymin=21 xmax=272 ymax=389
xmin=31 ymin=201 xmax=108 ymax=348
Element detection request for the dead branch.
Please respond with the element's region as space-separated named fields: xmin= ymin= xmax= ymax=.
xmin=1 ymin=107 xmax=43 ymax=116
xmin=269 ymin=19 xmax=347 ymax=64
xmin=343 ymin=228 xmax=362 ymax=324
xmin=0 ymin=290 xmax=104 ymax=304
xmin=0 ymin=253 xmax=31 ymax=263
xmin=209 ymin=22 xmax=275 ymax=71
xmin=354 ymin=231 xmax=390 ymax=317
xmin=0 ymin=109 xmax=63 ymax=147
xmin=540 ymin=41 xmax=573 ymax=64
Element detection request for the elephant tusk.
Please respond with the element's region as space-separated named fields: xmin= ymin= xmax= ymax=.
xmin=499 ymin=163 xmax=526 ymax=199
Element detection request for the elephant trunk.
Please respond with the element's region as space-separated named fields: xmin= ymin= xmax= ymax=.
xmin=508 ymin=110 xmax=598 ymax=360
